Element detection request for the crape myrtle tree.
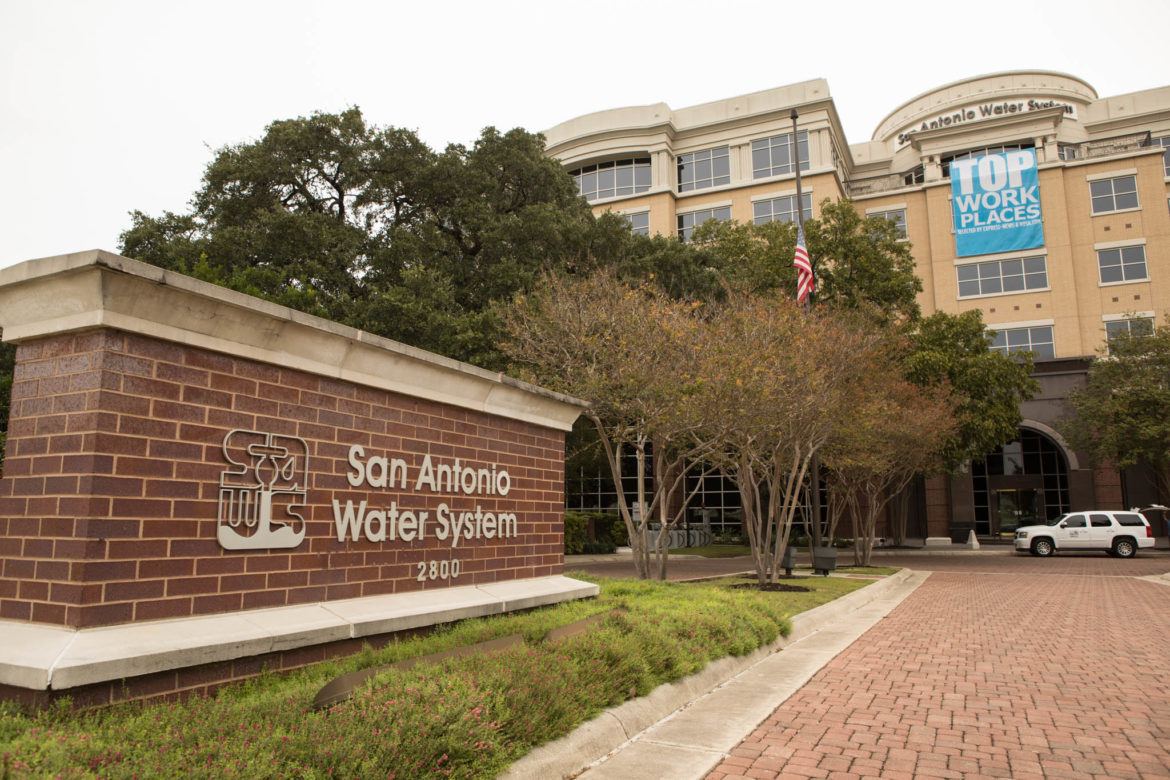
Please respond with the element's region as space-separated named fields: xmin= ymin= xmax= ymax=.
xmin=503 ymin=272 xmax=726 ymax=580
xmin=1061 ymin=316 xmax=1170 ymax=504
xmin=820 ymin=331 xmax=957 ymax=565
xmin=119 ymin=108 xmax=634 ymax=370
xmin=695 ymin=298 xmax=895 ymax=585
xmin=690 ymin=201 xmax=924 ymax=552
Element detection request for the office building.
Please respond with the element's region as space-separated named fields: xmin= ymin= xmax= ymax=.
xmin=545 ymin=71 xmax=1170 ymax=541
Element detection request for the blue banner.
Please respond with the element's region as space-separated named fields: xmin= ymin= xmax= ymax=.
xmin=951 ymin=149 xmax=1044 ymax=257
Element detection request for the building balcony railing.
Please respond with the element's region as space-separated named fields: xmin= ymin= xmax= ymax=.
xmin=1060 ymin=131 xmax=1153 ymax=161
xmin=843 ymin=132 xmax=1155 ymax=198
xmin=844 ymin=173 xmax=913 ymax=198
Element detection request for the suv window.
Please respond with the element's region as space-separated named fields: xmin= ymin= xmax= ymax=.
xmin=1090 ymin=514 xmax=1112 ymax=527
xmin=1063 ymin=516 xmax=1087 ymax=528
xmin=1116 ymin=513 xmax=1147 ymax=526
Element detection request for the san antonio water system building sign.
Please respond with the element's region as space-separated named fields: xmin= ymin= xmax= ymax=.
xmin=0 ymin=250 xmax=595 ymax=705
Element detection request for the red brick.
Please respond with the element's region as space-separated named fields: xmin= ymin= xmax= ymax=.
xmin=144 ymin=479 xmax=201 ymax=499
xmin=156 ymin=362 xmax=209 ymax=386
xmin=151 ymin=400 xmax=207 ymax=423
xmin=146 ymin=440 xmax=204 ymax=460
xmin=105 ymin=578 xmax=165 ymax=601
xmin=31 ymin=601 xmax=67 ymax=625
xmin=85 ymin=432 xmax=148 ymax=457
xmin=191 ymin=592 xmax=241 ymax=615
xmin=134 ymin=598 xmax=191 ymax=622
xmin=123 ymin=374 xmax=182 ymax=401
xmin=220 ymin=573 xmax=267 ymax=592
xmin=194 ymin=557 xmax=245 ymax=575
xmin=76 ymin=517 xmax=140 ymax=539
xmin=242 ymin=590 xmax=287 ymax=610
xmin=206 ymin=408 xmax=255 ymax=429
xmin=72 ymin=601 xmax=134 ymax=628
xmin=100 ymin=392 xmax=152 ymax=416
xmin=182 ymin=385 xmax=233 ymax=410
xmin=18 ymin=580 xmax=49 ymax=601
xmin=118 ymin=416 xmax=177 ymax=439
xmin=166 ymin=576 xmax=219 ymax=596
xmin=245 ymin=555 xmax=291 ymax=573
xmin=96 ymin=352 xmax=154 ymax=377
xmin=52 ymin=538 xmax=107 ymax=560
xmin=49 ymin=581 xmax=102 ymax=605
xmin=106 ymin=539 xmax=169 ymax=559
xmin=140 ymin=558 xmax=193 ymax=578
xmin=80 ymin=560 xmax=138 ymax=582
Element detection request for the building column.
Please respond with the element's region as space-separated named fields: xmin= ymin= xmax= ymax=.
xmin=1091 ymin=462 xmax=1125 ymax=509
xmin=923 ymin=475 xmax=952 ymax=539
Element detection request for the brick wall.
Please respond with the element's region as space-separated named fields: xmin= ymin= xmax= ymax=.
xmin=0 ymin=328 xmax=566 ymax=629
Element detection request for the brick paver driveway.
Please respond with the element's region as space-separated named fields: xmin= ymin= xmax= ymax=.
xmin=706 ymin=553 xmax=1170 ymax=779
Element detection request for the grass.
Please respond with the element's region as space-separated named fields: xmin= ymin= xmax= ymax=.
xmin=0 ymin=573 xmax=878 ymax=779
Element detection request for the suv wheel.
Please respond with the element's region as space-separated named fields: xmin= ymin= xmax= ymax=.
xmin=1113 ymin=538 xmax=1137 ymax=558
xmin=1032 ymin=538 xmax=1055 ymax=557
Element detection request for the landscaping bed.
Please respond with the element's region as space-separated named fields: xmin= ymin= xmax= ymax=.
xmin=1 ymin=573 xmax=876 ymax=779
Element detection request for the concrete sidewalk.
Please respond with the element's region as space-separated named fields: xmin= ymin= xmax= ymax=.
xmin=503 ymin=569 xmax=928 ymax=779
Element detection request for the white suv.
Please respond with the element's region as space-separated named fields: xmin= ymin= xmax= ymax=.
xmin=1014 ymin=511 xmax=1155 ymax=557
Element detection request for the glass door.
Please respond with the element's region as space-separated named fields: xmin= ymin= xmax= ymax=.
xmin=993 ymin=488 xmax=1041 ymax=537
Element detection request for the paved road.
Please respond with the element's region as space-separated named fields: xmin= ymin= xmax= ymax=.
xmin=570 ymin=551 xmax=1170 ymax=779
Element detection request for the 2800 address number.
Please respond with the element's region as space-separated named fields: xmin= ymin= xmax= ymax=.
xmin=416 ymin=559 xmax=461 ymax=582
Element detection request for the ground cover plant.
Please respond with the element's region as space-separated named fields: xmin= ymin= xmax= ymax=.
xmin=0 ymin=574 xmax=873 ymax=778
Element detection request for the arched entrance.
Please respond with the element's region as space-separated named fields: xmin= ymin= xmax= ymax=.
xmin=971 ymin=427 xmax=1071 ymax=538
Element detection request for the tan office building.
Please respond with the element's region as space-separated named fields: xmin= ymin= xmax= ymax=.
xmin=545 ymin=71 xmax=1170 ymax=542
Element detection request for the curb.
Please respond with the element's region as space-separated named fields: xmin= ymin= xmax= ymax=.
xmin=501 ymin=568 xmax=917 ymax=780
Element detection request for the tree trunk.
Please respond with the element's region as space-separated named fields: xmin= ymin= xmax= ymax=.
xmin=889 ymin=486 xmax=911 ymax=547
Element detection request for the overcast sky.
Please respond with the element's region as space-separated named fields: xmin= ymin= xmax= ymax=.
xmin=3 ymin=0 xmax=1168 ymax=269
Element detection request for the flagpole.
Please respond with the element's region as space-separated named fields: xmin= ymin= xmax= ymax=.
xmin=790 ymin=108 xmax=824 ymax=551
xmin=791 ymin=109 xmax=806 ymax=243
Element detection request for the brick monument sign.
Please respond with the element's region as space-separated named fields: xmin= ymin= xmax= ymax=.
xmin=0 ymin=250 xmax=595 ymax=706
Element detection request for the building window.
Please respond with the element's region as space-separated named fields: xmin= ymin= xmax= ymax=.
xmin=941 ymin=143 xmax=1033 ymax=179
xmin=751 ymin=131 xmax=809 ymax=179
xmin=1156 ymin=136 xmax=1170 ymax=177
xmin=1057 ymin=144 xmax=1079 ymax=161
xmin=868 ymin=208 xmax=907 ymax=238
xmin=957 ymin=256 xmax=1047 ymax=298
xmin=988 ymin=326 xmax=1055 ymax=359
xmin=903 ymin=166 xmax=925 ymax=186
xmin=677 ymin=206 xmax=731 ymax=240
xmin=1097 ymin=244 xmax=1148 ymax=284
xmin=678 ymin=147 xmax=730 ymax=192
xmin=1105 ymin=317 xmax=1154 ymax=343
xmin=754 ymin=194 xmax=812 ymax=225
xmin=570 ymin=158 xmax=651 ymax=202
xmin=1090 ymin=175 xmax=1139 ymax=214
xmin=626 ymin=212 xmax=650 ymax=236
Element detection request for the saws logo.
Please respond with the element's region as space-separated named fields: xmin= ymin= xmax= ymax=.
xmin=217 ymin=429 xmax=309 ymax=550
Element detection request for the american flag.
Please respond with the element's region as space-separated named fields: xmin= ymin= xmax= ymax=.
xmin=793 ymin=225 xmax=814 ymax=305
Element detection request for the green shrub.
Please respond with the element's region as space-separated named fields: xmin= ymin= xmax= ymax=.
xmin=563 ymin=512 xmax=587 ymax=555
xmin=609 ymin=516 xmax=629 ymax=546
xmin=581 ymin=535 xmax=616 ymax=554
